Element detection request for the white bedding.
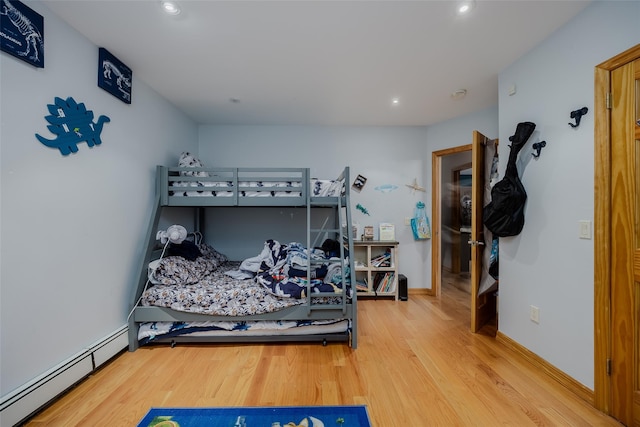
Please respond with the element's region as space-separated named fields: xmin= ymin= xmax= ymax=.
xmin=170 ymin=178 xmax=342 ymax=198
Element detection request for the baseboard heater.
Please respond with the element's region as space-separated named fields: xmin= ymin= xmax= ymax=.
xmin=0 ymin=325 xmax=128 ymax=427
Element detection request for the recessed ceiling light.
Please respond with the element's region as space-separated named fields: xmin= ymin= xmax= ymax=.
xmin=391 ymin=97 xmax=400 ymax=106
xmin=451 ymin=89 xmax=467 ymax=100
xmin=161 ymin=1 xmax=181 ymax=15
xmin=457 ymin=1 xmax=475 ymax=15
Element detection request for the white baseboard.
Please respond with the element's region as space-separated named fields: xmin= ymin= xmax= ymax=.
xmin=0 ymin=325 xmax=128 ymax=427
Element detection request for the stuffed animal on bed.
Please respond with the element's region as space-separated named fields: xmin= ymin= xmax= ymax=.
xmin=178 ymin=151 xmax=208 ymax=177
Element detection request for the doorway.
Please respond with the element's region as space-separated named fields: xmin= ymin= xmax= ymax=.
xmin=431 ymin=145 xmax=472 ymax=298
xmin=432 ymin=132 xmax=498 ymax=335
xmin=444 ymin=160 xmax=473 ymax=296
xmin=594 ymin=43 xmax=640 ymax=425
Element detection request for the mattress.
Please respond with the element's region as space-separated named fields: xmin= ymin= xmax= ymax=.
xmin=138 ymin=319 xmax=350 ymax=343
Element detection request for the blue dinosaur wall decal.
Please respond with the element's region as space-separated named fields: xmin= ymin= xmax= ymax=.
xmin=35 ymin=97 xmax=110 ymax=156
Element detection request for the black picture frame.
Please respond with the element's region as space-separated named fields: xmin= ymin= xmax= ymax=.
xmin=98 ymin=47 xmax=132 ymax=104
xmin=352 ymin=174 xmax=368 ymax=193
xmin=0 ymin=0 xmax=44 ymax=68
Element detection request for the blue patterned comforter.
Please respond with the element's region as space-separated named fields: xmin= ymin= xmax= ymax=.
xmin=250 ymin=239 xmax=351 ymax=299
xmin=141 ymin=241 xmax=350 ymax=316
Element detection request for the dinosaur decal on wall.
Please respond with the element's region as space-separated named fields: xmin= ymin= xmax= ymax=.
xmin=35 ymin=97 xmax=110 ymax=156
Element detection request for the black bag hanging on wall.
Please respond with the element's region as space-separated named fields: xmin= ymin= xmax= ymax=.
xmin=483 ymin=122 xmax=536 ymax=237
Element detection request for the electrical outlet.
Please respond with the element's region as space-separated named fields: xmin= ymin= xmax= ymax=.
xmin=530 ymin=305 xmax=540 ymax=324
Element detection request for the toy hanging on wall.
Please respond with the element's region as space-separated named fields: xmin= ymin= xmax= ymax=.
xmin=35 ymin=96 xmax=110 ymax=156
xmin=374 ymin=184 xmax=398 ymax=193
xmin=356 ymin=203 xmax=370 ymax=216
xmin=411 ymin=201 xmax=431 ymax=240
xmin=405 ymin=178 xmax=426 ymax=192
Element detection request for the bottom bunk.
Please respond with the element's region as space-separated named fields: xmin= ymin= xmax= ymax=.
xmin=128 ymin=239 xmax=357 ymax=350
xmin=137 ymin=318 xmax=352 ymax=347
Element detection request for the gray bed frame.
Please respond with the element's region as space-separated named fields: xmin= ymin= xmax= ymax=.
xmin=128 ymin=166 xmax=357 ymax=350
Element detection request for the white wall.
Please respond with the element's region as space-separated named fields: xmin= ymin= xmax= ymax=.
xmin=198 ymin=112 xmax=498 ymax=289
xmin=198 ymin=125 xmax=433 ymax=288
xmin=497 ymin=1 xmax=640 ymax=389
xmin=0 ymin=1 xmax=197 ymax=397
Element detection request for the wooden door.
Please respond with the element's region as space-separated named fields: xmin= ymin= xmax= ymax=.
xmin=609 ymin=56 xmax=640 ymax=426
xmin=470 ymin=130 xmax=495 ymax=333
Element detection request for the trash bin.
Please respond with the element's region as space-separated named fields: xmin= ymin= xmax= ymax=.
xmin=398 ymin=274 xmax=408 ymax=301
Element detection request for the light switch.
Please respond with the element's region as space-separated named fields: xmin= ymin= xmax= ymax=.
xmin=579 ymin=220 xmax=592 ymax=239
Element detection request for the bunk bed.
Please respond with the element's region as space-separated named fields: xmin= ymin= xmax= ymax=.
xmin=128 ymin=158 xmax=357 ymax=350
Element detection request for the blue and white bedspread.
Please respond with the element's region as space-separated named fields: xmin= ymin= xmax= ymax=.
xmin=233 ymin=239 xmax=352 ymax=299
xmin=142 ymin=240 xmax=350 ymax=316
xmin=142 ymin=261 xmax=305 ymax=316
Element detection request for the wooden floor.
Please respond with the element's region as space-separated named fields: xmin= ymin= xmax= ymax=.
xmin=24 ymin=282 xmax=622 ymax=426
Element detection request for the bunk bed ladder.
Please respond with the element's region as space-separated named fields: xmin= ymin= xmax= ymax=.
xmin=343 ymin=167 xmax=357 ymax=348
xmin=304 ymin=168 xmax=357 ymax=348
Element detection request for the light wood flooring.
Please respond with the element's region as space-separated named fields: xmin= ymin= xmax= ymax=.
xmin=23 ymin=282 xmax=621 ymax=426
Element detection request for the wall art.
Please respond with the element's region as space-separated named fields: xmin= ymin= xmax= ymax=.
xmin=0 ymin=0 xmax=44 ymax=68
xmin=351 ymin=174 xmax=367 ymax=192
xmin=98 ymin=47 xmax=132 ymax=104
xmin=35 ymin=96 xmax=111 ymax=156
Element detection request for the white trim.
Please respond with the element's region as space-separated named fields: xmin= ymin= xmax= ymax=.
xmin=0 ymin=326 xmax=128 ymax=426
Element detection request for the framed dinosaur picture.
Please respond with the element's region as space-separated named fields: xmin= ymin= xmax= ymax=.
xmin=0 ymin=0 xmax=44 ymax=68
xmin=98 ymin=47 xmax=132 ymax=104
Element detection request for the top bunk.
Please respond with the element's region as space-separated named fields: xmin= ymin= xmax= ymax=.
xmin=157 ymin=156 xmax=350 ymax=207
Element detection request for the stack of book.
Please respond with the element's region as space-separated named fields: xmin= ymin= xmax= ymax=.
xmin=370 ymin=252 xmax=392 ymax=268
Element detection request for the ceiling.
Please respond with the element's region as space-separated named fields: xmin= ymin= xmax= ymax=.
xmin=44 ymin=0 xmax=591 ymax=127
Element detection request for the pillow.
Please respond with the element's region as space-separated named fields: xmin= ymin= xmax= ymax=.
xmin=167 ymin=240 xmax=202 ymax=261
xmin=178 ymin=152 xmax=208 ymax=177
xmin=148 ymin=256 xmax=219 ymax=286
xmin=198 ymin=242 xmax=229 ymax=264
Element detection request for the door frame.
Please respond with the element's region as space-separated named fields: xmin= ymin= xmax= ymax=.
xmin=431 ymin=144 xmax=472 ymax=297
xmin=593 ymin=43 xmax=640 ymax=416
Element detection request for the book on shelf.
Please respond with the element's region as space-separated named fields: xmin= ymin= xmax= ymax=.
xmin=385 ymin=273 xmax=396 ymax=292
xmin=373 ymin=272 xmax=395 ymax=293
xmin=370 ymin=252 xmax=391 ymax=268
xmin=355 ymin=278 xmax=369 ymax=292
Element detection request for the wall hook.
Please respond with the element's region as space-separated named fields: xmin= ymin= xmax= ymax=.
xmin=532 ymin=141 xmax=546 ymax=158
xmin=569 ymin=107 xmax=588 ymax=128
